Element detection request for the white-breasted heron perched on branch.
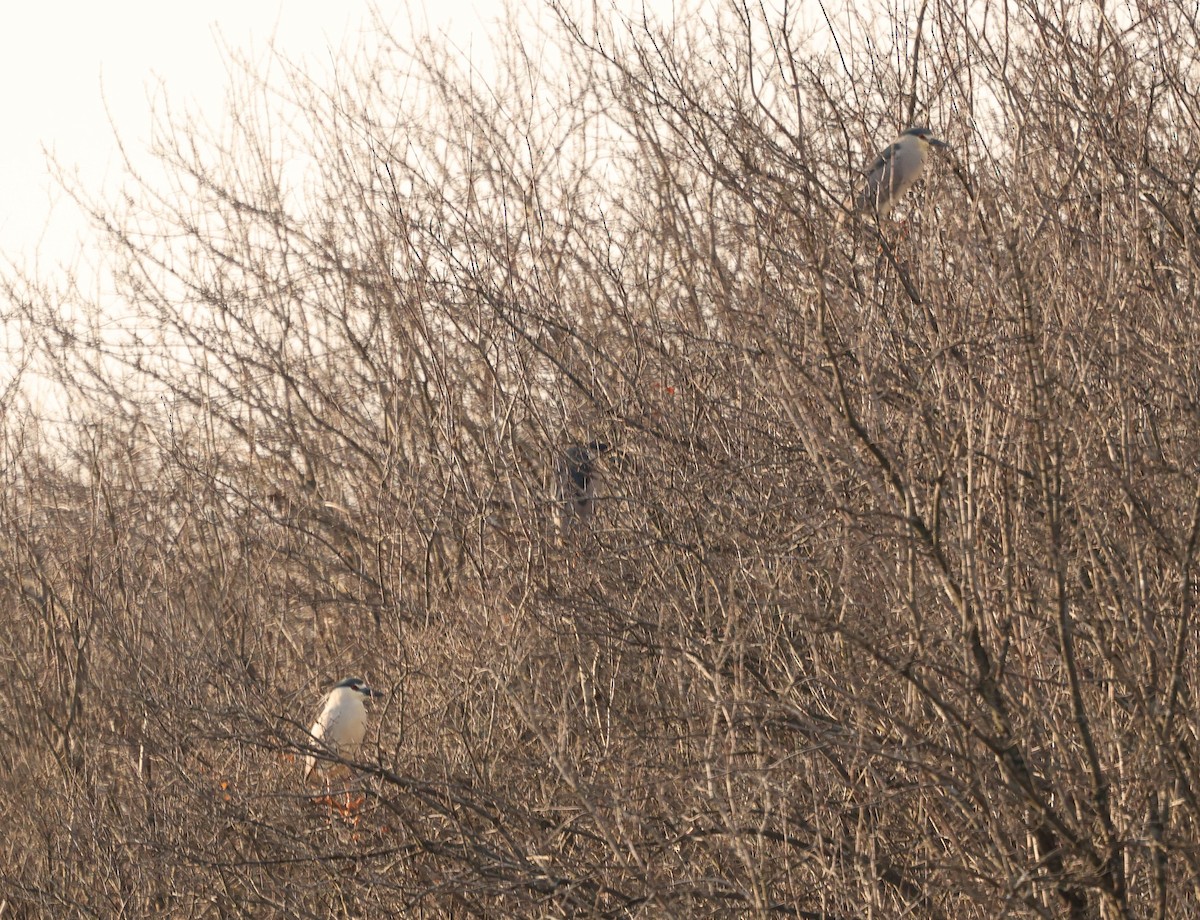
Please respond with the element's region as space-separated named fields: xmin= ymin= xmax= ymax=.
xmin=557 ymin=440 xmax=611 ymax=529
xmin=303 ymin=676 xmax=385 ymax=786
xmin=855 ymin=126 xmax=950 ymax=218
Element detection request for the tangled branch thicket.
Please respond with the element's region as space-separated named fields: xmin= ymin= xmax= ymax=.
xmin=4 ymin=0 xmax=1200 ymax=916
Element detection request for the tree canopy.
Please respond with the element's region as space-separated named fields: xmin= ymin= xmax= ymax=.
xmin=4 ymin=0 xmax=1200 ymax=916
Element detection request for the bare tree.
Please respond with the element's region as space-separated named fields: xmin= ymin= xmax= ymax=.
xmin=4 ymin=0 xmax=1200 ymax=916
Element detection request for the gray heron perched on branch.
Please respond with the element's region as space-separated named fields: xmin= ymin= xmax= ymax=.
xmin=855 ymin=126 xmax=949 ymax=218
xmin=303 ymin=676 xmax=385 ymax=786
xmin=557 ymin=440 xmax=611 ymax=530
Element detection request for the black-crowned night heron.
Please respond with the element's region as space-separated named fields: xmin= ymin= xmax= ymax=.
xmin=557 ymin=440 xmax=610 ymax=528
xmin=855 ymin=126 xmax=949 ymax=218
xmin=303 ymin=676 xmax=384 ymax=785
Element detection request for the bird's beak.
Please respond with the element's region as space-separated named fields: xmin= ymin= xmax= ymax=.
xmin=367 ymin=687 xmax=387 ymax=699
xmin=928 ymin=137 xmax=949 ymax=149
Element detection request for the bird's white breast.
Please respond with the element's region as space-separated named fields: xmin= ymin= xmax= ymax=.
xmin=311 ymin=688 xmax=368 ymax=751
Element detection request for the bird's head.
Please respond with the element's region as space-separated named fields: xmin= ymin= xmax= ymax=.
xmin=332 ymin=676 xmax=385 ymax=701
xmin=902 ymin=126 xmax=949 ymax=150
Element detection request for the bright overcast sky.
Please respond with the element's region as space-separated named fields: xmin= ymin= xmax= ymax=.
xmin=0 ymin=0 xmax=489 ymax=272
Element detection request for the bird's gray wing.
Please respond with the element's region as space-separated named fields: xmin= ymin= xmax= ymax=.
xmin=855 ymin=142 xmax=900 ymax=210
xmin=864 ymin=141 xmax=901 ymax=176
